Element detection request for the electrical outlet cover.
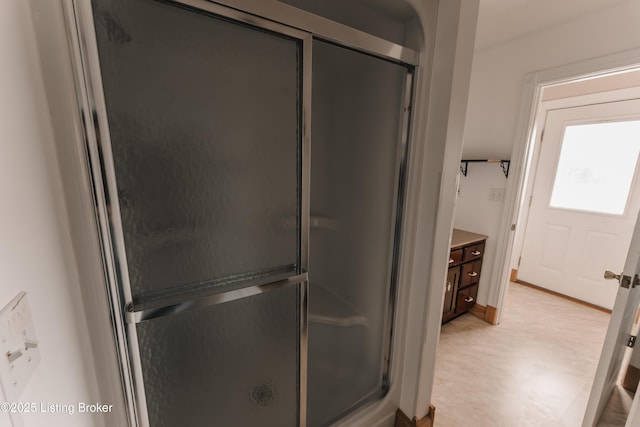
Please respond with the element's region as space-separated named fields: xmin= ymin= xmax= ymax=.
xmin=489 ymin=187 xmax=506 ymax=202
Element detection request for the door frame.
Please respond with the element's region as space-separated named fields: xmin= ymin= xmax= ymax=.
xmin=486 ymin=48 xmax=640 ymax=325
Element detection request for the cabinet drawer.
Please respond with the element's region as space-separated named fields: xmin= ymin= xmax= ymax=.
xmin=463 ymin=242 xmax=485 ymax=262
xmin=460 ymin=260 xmax=482 ymax=287
xmin=456 ymin=284 xmax=478 ymax=313
xmin=448 ymin=249 xmax=463 ymax=266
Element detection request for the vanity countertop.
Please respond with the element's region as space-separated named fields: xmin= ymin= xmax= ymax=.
xmin=450 ymin=228 xmax=488 ymax=249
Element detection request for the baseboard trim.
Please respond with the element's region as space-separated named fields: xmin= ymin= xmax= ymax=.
xmin=510 ymin=268 xmax=518 ymax=282
xmin=468 ymin=303 xmax=499 ymax=325
xmin=394 ymin=405 xmax=435 ymax=427
xmin=515 ymin=280 xmax=612 ymax=314
xmin=468 ymin=302 xmax=486 ymax=319
xmin=484 ymin=305 xmax=499 ymax=325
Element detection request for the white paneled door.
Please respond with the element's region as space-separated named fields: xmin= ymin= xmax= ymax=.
xmin=518 ymin=99 xmax=640 ymax=309
xmin=583 ymin=209 xmax=640 ymax=426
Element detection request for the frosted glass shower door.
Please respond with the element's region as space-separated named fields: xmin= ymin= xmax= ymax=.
xmin=88 ymin=0 xmax=309 ymax=425
xmin=308 ymin=40 xmax=412 ymax=426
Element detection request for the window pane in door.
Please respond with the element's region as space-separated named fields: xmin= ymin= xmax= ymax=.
xmin=92 ymin=0 xmax=301 ymax=299
xmin=549 ymin=120 xmax=640 ymax=215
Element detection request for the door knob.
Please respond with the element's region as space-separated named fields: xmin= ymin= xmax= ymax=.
xmin=604 ymin=270 xmax=621 ymax=280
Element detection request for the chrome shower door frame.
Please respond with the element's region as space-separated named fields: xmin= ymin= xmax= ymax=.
xmin=64 ymin=0 xmax=312 ymax=425
xmin=382 ymin=67 xmax=415 ymax=390
xmin=64 ymin=0 xmax=418 ymax=425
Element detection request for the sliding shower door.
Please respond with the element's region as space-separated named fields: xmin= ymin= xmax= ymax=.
xmin=76 ymin=0 xmax=414 ymax=424
xmin=87 ymin=0 xmax=309 ymax=425
xmin=307 ymin=41 xmax=412 ymax=427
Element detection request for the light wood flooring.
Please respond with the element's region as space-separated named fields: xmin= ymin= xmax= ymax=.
xmin=432 ymin=282 xmax=634 ymax=426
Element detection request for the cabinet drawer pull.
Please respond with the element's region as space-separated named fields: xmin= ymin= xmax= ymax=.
xmin=471 ymin=250 xmax=481 ymax=256
xmin=464 ymin=296 xmax=474 ymax=303
xmin=467 ymin=272 xmax=478 ymax=277
xmin=449 ymin=258 xmax=454 ymax=264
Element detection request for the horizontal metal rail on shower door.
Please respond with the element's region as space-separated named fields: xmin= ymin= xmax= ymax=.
xmin=126 ymin=272 xmax=309 ymax=324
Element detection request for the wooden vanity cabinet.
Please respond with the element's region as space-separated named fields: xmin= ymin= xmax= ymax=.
xmin=442 ymin=267 xmax=458 ymax=321
xmin=442 ymin=229 xmax=487 ymax=324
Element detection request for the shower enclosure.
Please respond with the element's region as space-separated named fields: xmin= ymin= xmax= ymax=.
xmin=70 ymin=0 xmax=415 ymax=425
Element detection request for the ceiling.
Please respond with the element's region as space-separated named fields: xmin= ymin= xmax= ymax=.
xmin=476 ymin=0 xmax=629 ymax=49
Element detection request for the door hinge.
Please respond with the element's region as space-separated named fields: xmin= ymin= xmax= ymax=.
xmin=628 ymin=335 xmax=637 ymax=348
xmin=518 ymin=256 xmax=522 ymax=267
xmin=540 ymin=128 xmax=545 ymax=142
xmin=511 ymin=223 xmax=516 ymax=231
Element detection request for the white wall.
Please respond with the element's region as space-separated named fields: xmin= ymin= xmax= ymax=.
xmin=404 ymin=0 xmax=480 ymax=417
xmin=0 ymin=1 xmax=101 ymax=426
xmin=455 ymin=0 xmax=640 ymax=308
xmin=455 ymin=166 xmax=508 ymax=305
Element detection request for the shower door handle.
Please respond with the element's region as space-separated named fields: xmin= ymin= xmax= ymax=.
xmin=126 ymin=272 xmax=308 ymax=324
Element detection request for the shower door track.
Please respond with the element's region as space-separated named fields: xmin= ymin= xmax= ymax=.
xmin=177 ymin=0 xmax=420 ymax=65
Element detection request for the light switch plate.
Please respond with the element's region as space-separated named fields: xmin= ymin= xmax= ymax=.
xmin=0 ymin=292 xmax=40 ymax=400
xmin=489 ymin=187 xmax=506 ymax=202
